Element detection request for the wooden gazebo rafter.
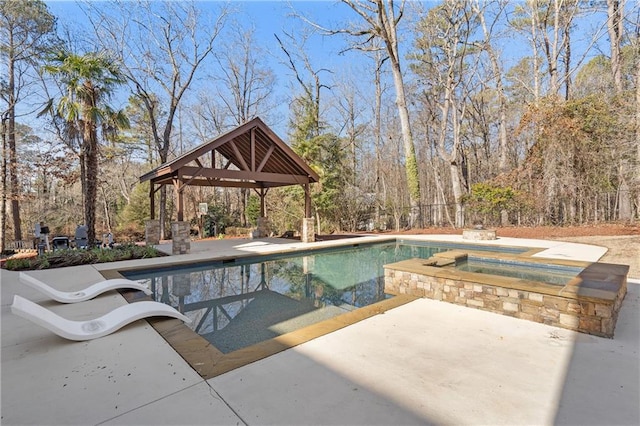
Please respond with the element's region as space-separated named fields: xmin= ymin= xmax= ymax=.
xmin=139 ymin=117 xmax=319 ymax=222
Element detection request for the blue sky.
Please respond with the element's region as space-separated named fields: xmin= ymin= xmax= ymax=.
xmin=37 ymin=1 xmax=616 ymax=144
xmin=43 ymin=1 xmax=372 ymax=138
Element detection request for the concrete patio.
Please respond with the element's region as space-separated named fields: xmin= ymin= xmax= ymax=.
xmin=1 ymin=235 xmax=638 ymax=425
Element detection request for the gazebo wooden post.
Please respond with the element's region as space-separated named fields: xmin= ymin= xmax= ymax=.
xmin=304 ymin=184 xmax=311 ymax=218
xmin=177 ymin=187 xmax=184 ymax=222
xmin=145 ymin=181 xmax=160 ymax=246
xmin=174 ymin=173 xmax=184 ymax=222
xmin=149 ymin=182 xmax=155 ymax=219
xmin=255 ymin=187 xmax=270 ymax=238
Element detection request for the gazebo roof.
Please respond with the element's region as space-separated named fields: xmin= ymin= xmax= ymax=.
xmin=139 ymin=117 xmax=319 ymax=188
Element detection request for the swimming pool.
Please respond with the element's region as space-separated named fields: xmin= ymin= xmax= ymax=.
xmin=115 ymin=239 xmax=552 ymax=376
xmin=123 ymin=241 xmax=451 ymax=353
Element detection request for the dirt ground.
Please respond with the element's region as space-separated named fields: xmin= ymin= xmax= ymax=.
xmin=391 ymin=223 xmax=640 ymax=278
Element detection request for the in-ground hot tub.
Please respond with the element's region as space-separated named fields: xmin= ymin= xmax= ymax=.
xmin=384 ymin=250 xmax=628 ymax=338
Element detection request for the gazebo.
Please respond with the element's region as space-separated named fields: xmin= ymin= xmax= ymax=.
xmin=139 ymin=117 xmax=319 ymax=251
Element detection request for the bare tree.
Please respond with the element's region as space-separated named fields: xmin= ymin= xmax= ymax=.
xmin=87 ymin=0 xmax=229 ymax=238
xmin=214 ymin=23 xmax=276 ymax=226
xmin=470 ymin=0 xmax=511 ymax=225
xmin=0 ymin=0 xmax=56 ymax=245
xmin=347 ymin=0 xmax=422 ymax=227
xmin=275 ymin=30 xmax=330 ymax=140
xmin=413 ymin=1 xmax=483 ymax=227
xmin=332 ymin=73 xmax=367 ymax=186
xmin=302 ymin=0 xmax=421 ymax=227
xmin=214 ymin=24 xmax=276 ymax=126
xmin=471 ymin=1 xmax=509 ymax=172
xmin=512 ymin=0 xmax=604 ymax=99
xmin=372 ymin=47 xmax=389 ymax=227
xmin=637 ymin=43 xmax=640 ymax=218
xmin=605 ymin=0 xmax=633 ymax=219
xmin=630 ymin=4 xmax=640 ymax=218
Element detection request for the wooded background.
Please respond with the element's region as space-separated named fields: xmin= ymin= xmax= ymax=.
xmin=1 ymin=0 xmax=639 ymax=249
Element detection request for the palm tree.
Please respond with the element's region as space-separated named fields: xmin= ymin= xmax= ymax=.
xmin=42 ymin=51 xmax=127 ymax=247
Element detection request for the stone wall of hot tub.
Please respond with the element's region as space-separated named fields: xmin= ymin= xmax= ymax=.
xmin=384 ymin=257 xmax=628 ymax=338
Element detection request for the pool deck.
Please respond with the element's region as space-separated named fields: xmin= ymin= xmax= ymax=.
xmin=1 ymin=234 xmax=638 ymax=425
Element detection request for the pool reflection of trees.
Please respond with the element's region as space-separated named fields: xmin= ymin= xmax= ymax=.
xmin=147 ymin=259 xmax=385 ymax=339
xmin=145 ymin=243 xmax=438 ymax=348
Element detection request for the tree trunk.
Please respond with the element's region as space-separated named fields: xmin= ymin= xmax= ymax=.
xmin=374 ymin=51 xmax=383 ymax=227
xmin=449 ymin=161 xmax=465 ymax=228
xmin=7 ymin=45 xmax=22 ymax=241
xmin=1 ymin=117 xmax=7 ymax=252
xmin=378 ymin=1 xmax=421 ymax=228
xmin=636 ymin=42 xmax=640 ymax=219
xmin=157 ymin=138 xmax=170 ymax=239
xmin=476 ymin=5 xmax=510 ymax=224
xmin=83 ymin=82 xmax=99 ymax=247
xmin=548 ymin=0 xmax=561 ymax=95
xmin=530 ymin=3 xmax=541 ymax=104
xmin=79 ymin=151 xmax=87 ymax=223
xmin=607 ymin=0 xmax=623 ymax=94
xmin=159 ymin=186 xmax=168 ymax=239
xmin=389 ymin=58 xmax=421 ymax=228
xmin=101 ymin=187 xmax=112 ymax=233
xmin=475 ymin=3 xmax=508 ymax=172
xmin=563 ymin=24 xmax=571 ymax=100
xmin=84 ymin=126 xmax=99 ymax=247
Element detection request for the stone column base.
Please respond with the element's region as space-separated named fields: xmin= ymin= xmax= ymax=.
xmin=145 ymin=220 xmax=160 ymax=245
xmin=301 ymin=218 xmax=315 ymax=243
xmin=171 ymin=221 xmax=191 ymax=255
xmin=256 ymin=217 xmax=270 ymax=238
xmin=462 ymin=228 xmax=497 ymax=240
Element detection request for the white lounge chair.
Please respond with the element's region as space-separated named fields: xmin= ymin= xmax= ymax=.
xmin=10 ymin=295 xmax=191 ymax=341
xmin=19 ymin=272 xmax=152 ymax=303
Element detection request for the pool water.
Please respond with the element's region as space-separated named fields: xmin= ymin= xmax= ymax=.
xmin=123 ymin=242 xmax=446 ymax=353
xmin=456 ymin=257 xmax=584 ymax=285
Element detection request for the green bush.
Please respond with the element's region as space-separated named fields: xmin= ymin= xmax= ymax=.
xmin=462 ymin=183 xmax=524 ymax=226
xmin=246 ymin=195 xmax=261 ymax=226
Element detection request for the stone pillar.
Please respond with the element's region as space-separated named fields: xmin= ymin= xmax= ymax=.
xmin=145 ymin=220 xmax=160 ymax=245
xmin=171 ymin=221 xmax=191 ymax=255
xmin=256 ymin=217 xmax=270 ymax=238
xmin=301 ymin=218 xmax=315 ymax=243
xmin=462 ymin=228 xmax=497 ymax=240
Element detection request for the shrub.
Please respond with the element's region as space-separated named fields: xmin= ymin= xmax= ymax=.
xmin=4 ymin=244 xmax=165 ymax=271
xmin=463 ymin=183 xmax=522 ymax=225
